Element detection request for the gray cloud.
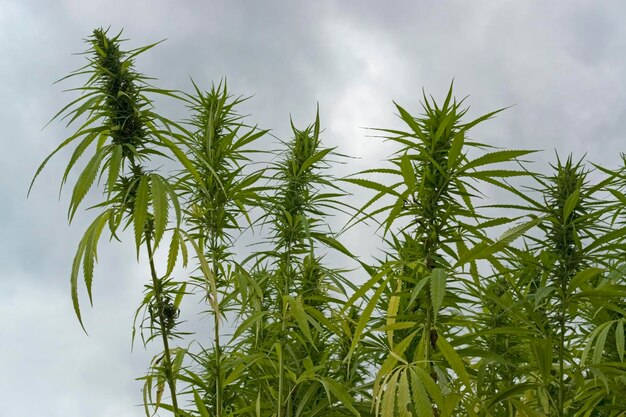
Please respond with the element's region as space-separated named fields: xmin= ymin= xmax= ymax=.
xmin=3 ymin=1 xmax=626 ymax=415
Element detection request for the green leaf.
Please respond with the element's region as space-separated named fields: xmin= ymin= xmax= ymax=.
xmin=436 ymin=336 xmax=470 ymax=388
xmin=486 ymin=383 xmax=537 ymax=409
xmin=430 ymin=268 xmax=446 ymax=321
xmin=133 ymin=175 xmax=150 ymax=257
xmin=447 ymin=130 xmax=465 ymax=170
xmin=173 ymin=282 xmax=186 ymax=309
xmin=166 ymin=229 xmax=180 ymax=276
xmin=106 ymin=144 xmax=123 ymax=196
xmin=186 ymin=234 xmax=219 ymax=315
xmin=616 ymin=320 xmax=625 ymax=362
xmin=160 ymin=135 xmax=204 ymax=187
xmin=387 ymin=280 xmax=402 ymax=347
xmin=461 ymin=150 xmax=534 ymax=173
xmin=563 ymin=188 xmax=580 ymax=221
xmin=411 ymin=367 xmax=446 ymax=416
xmin=288 ymin=295 xmax=314 ymax=344
xmin=569 ymin=268 xmax=602 ymax=292
xmin=397 ymin=370 xmax=412 ymax=417
xmin=343 ymin=177 xmax=400 ymax=196
xmin=347 ymin=273 xmax=391 ymax=360
xmin=320 ymin=377 xmax=359 ymax=416
xmin=455 ymin=217 xmax=541 ymax=267
xmin=586 ymin=225 xmax=626 ymax=254
xmin=593 ymin=322 xmax=612 ymax=364
xmin=150 ymin=174 xmax=168 ymax=249
xmin=299 ymin=148 xmax=332 ymax=176
xmin=380 ymin=370 xmax=400 ymax=417
xmin=68 ymin=148 xmax=106 ymax=220
xmin=194 ymin=390 xmax=211 ymax=417
xmin=409 ymin=368 xmax=434 ymax=417
xmin=394 ymin=102 xmax=425 ymax=139
xmin=400 ymin=154 xmax=416 ymax=191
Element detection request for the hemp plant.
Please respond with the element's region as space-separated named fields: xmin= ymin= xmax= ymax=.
xmin=512 ymin=156 xmax=626 ymax=416
xmin=176 ymin=81 xmax=267 ymax=417
xmin=231 ymin=111 xmax=364 ymax=417
xmin=30 ymin=28 xmax=194 ymax=416
xmin=342 ymin=85 xmax=536 ymax=417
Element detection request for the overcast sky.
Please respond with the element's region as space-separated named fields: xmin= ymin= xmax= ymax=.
xmin=3 ymin=1 xmax=626 ymax=416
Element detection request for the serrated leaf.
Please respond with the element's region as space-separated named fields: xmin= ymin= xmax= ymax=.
xmin=563 ymin=188 xmax=580 ymax=221
xmin=430 ymin=268 xmax=446 ymax=321
xmin=173 ymin=282 xmax=186 ymax=309
xmin=288 ymin=295 xmax=313 ymax=344
xmin=407 ymin=276 xmax=430 ymax=308
xmin=150 ymin=174 xmax=168 ymax=249
xmin=106 ymin=144 xmax=123 ymax=195
xmin=397 ymin=370 xmax=412 ymax=417
xmin=569 ymin=268 xmax=602 ymax=292
xmin=68 ymin=148 xmax=106 ymax=221
xmin=593 ymin=322 xmax=612 ymax=364
xmin=447 ymin=130 xmax=465 ymax=170
xmin=380 ymin=370 xmax=399 ymax=417
xmin=387 ymin=280 xmax=402 ymax=347
xmin=394 ymin=102 xmax=425 ymax=139
xmin=343 ymin=177 xmax=400 ymax=196
xmin=133 ymin=175 xmax=150 ymax=258
xmin=347 ymin=273 xmax=391 ymax=360
xmin=411 ymin=367 xmax=446 ymax=416
xmin=436 ymin=336 xmax=470 ymax=388
xmin=167 ymin=228 xmax=180 ymax=276
xmin=486 ymin=383 xmax=537 ymax=409
xmin=409 ymin=368 xmax=434 ymax=417
xmin=461 ymin=150 xmax=534 ymax=173
xmin=186 ymin=234 xmax=219 ymax=315
xmin=194 ymin=390 xmax=211 ymax=417
xmin=299 ymin=148 xmax=332 ymax=176
xmin=400 ymin=154 xmax=416 ymax=191
xmin=320 ymin=377 xmax=359 ymax=416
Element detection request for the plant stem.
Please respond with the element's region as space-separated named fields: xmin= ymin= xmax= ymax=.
xmin=145 ymin=235 xmax=180 ymax=416
xmin=211 ymin=237 xmax=223 ymax=417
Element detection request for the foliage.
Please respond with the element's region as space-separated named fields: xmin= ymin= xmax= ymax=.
xmin=32 ymin=29 xmax=626 ymax=417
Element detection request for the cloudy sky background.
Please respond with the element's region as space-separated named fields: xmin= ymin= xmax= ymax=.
xmin=2 ymin=1 xmax=626 ymax=416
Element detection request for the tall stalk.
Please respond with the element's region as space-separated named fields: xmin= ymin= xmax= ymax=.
xmin=179 ymin=81 xmax=266 ymax=415
xmin=31 ymin=28 xmax=189 ymax=416
xmin=343 ymin=85 xmax=536 ymax=416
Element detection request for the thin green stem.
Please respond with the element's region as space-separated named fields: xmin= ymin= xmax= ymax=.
xmin=210 ymin=237 xmax=223 ymax=417
xmin=145 ymin=235 xmax=180 ymax=416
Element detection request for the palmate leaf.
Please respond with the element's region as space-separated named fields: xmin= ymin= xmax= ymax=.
xmin=70 ymin=210 xmax=111 ymax=331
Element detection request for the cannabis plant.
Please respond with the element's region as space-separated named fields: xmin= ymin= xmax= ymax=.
xmin=343 ymin=86 xmax=537 ymax=417
xmin=30 ymin=28 xmax=196 ymax=416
